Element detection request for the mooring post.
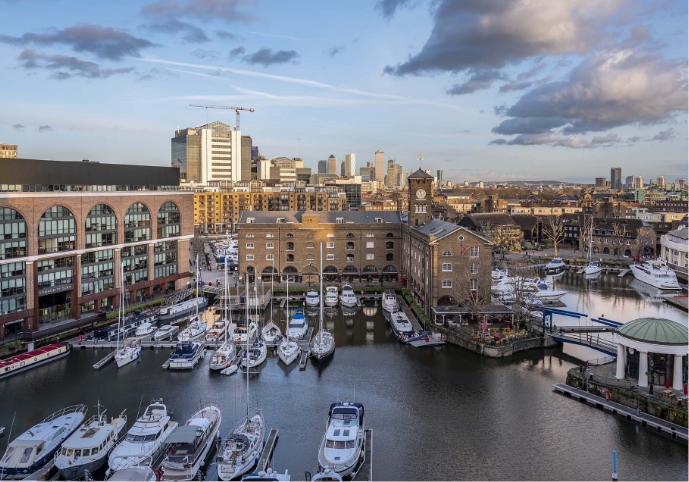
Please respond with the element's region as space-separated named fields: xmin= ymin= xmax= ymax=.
xmin=612 ymin=450 xmax=618 ymax=481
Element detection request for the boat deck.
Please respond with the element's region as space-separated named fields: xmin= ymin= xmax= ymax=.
xmin=352 ymin=429 xmax=372 ymax=482
xmin=663 ymin=295 xmax=688 ymax=311
xmin=409 ymin=337 xmax=446 ymax=348
xmin=255 ymin=428 xmax=279 ymax=473
xmin=395 ymin=295 xmax=423 ymax=332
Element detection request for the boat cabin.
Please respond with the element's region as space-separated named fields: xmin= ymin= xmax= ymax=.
xmin=166 ymin=421 xmax=212 ymax=464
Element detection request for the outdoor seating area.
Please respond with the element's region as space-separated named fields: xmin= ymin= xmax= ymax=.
xmin=471 ymin=327 xmax=530 ymax=345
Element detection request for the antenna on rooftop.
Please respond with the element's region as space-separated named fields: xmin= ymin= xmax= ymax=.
xmin=417 ymin=152 xmax=423 ymax=169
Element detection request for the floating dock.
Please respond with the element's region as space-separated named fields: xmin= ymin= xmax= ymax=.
xmin=663 ymin=295 xmax=688 ymax=311
xmin=92 ymin=350 xmax=116 ymax=370
xmin=352 ymin=429 xmax=373 ymax=481
xmin=617 ymin=269 xmax=630 ymax=278
xmin=297 ymin=327 xmax=314 ymax=370
xmin=256 ymin=428 xmax=279 ymax=473
xmin=408 ymin=337 xmax=446 ymax=348
xmin=552 ymin=383 xmax=688 ymax=443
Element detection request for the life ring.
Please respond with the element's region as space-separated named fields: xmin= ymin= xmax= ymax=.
xmin=604 ymin=389 xmax=611 ymax=401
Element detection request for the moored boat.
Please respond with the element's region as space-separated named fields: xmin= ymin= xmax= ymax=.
xmin=381 ymin=290 xmax=398 ymax=313
xmin=0 ymin=405 xmax=87 ymax=480
xmin=324 ymin=287 xmax=338 ymax=307
xmin=178 ymin=316 xmax=208 ymax=342
xmin=135 ymin=322 xmax=158 ymax=338
xmin=630 ymin=259 xmax=681 ymax=290
xmin=160 ymin=402 xmax=222 ymax=481
xmin=165 ymin=341 xmax=205 ymax=370
xmin=158 ymin=297 xmax=207 ymax=322
xmin=241 ymin=340 xmax=267 ymax=369
xmin=205 ymin=320 xmax=228 ymax=344
xmin=55 ymin=404 xmax=127 ymax=480
xmin=0 ymin=343 xmax=71 ymax=380
xmin=305 ymin=290 xmax=320 ymax=308
xmin=216 ymin=410 xmax=265 ymax=481
xmin=339 ymin=285 xmax=357 ymax=308
xmin=154 ymin=325 xmax=180 ymax=341
xmin=287 ymin=310 xmax=308 ymax=340
xmin=317 ymin=402 xmax=365 ymax=479
xmin=545 ymin=258 xmax=567 ymax=272
xmin=115 ymin=337 xmax=142 ymax=368
xmin=389 ymin=311 xmax=414 ymax=336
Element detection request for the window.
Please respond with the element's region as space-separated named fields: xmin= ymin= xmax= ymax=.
xmin=442 ymin=251 xmax=452 ymax=256
xmin=386 ymin=241 xmax=394 ymax=249
xmin=286 ymin=233 xmax=294 ymax=238
xmin=123 ymin=203 xmax=150 ymax=244
xmin=286 ymin=242 xmax=294 ymax=250
xmin=326 ymin=254 xmax=335 ymax=260
xmin=286 ymin=254 xmax=294 ymax=262
xmin=386 ymin=232 xmax=394 ymax=237
xmin=346 ymin=233 xmax=354 ymax=238
xmin=246 ymin=243 xmax=254 ymax=249
xmin=38 ymin=206 xmax=76 ymax=254
xmin=266 ymin=242 xmax=274 ymax=249
xmin=442 ymin=279 xmax=452 ymax=288
xmin=247 ymin=217 xmax=255 ymax=223
xmin=366 ymin=253 xmax=374 ymax=260
xmin=246 ymin=233 xmax=254 ymax=238
xmin=346 ymin=242 xmax=354 ymax=250
xmin=266 ymin=233 xmax=274 ymax=238
xmin=246 ymin=254 xmax=254 ymax=261
xmin=266 ymin=254 xmax=274 ymax=261
xmin=375 ymin=218 xmax=382 ymax=223
xmin=157 ymin=201 xmax=180 ymax=239
xmin=366 ymin=242 xmax=374 ymax=248
xmin=346 ymin=254 xmax=354 ymax=262
xmin=469 ymin=246 xmax=479 ymax=257
xmin=386 ymin=253 xmax=393 ymax=261
xmin=336 ymin=217 xmax=344 ymax=223
xmin=470 ymin=263 xmax=478 ymax=275
xmin=442 ymin=263 xmax=452 ymax=272
xmin=327 ymin=242 xmax=334 ymax=249
xmin=470 ymin=278 xmax=478 ymax=291
xmin=366 ymin=232 xmax=374 ymax=237
xmin=458 ymin=235 xmax=465 ymax=241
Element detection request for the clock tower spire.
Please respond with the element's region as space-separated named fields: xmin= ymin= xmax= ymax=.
xmin=407 ymin=167 xmax=434 ymax=227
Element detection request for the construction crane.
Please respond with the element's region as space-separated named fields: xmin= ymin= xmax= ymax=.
xmin=189 ymin=104 xmax=255 ymax=131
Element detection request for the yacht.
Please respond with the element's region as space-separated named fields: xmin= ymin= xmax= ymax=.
xmin=261 ymin=321 xmax=282 ymax=345
xmin=205 ymin=320 xmax=228 ymax=344
xmin=311 ymin=244 xmax=335 ymax=361
xmin=55 ymin=404 xmax=127 ymax=480
xmin=160 ymin=402 xmax=222 ymax=481
xmin=135 ymin=322 xmax=157 ymax=338
xmin=305 ymin=290 xmax=320 ymax=308
xmin=317 ymin=402 xmax=365 ymax=479
xmin=339 ymin=285 xmax=357 ymax=308
xmin=165 ymin=341 xmax=205 ymax=370
xmin=241 ymin=340 xmax=267 ymax=369
xmin=115 ymin=337 xmax=142 ymax=368
xmin=278 ymin=338 xmax=300 ymax=366
xmin=389 ymin=311 xmax=414 ymax=336
xmin=324 ymin=287 xmax=339 ymax=307
xmin=217 ymin=410 xmax=265 ymax=481
xmin=234 ymin=322 xmax=258 ymax=345
xmin=381 ymin=290 xmax=398 ymax=313
xmin=243 ymin=468 xmax=291 ymax=481
xmin=584 ymin=261 xmax=602 ymax=277
xmin=178 ymin=316 xmax=208 ymax=342
xmin=545 ymin=258 xmax=567 ymax=272
xmin=210 ymin=339 xmax=236 ymax=371
xmin=531 ymin=281 xmax=567 ymax=302
xmin=108 ymin=400 xmax=178 ymax=474
xmin=287 ymin=310 xmax=308 ymax=339
xmin=154 ymin=325 xmax=179 ymax=341
xmin=0 ymin=404 xmax=87 ymax=480
xmin=159 ymin=297 xmax=207 ymax=322
xmin=310 ymin=469 xmax=343 ymax=481
xmin=630 ymin=259 xmax=681 ymax=290
xmin=491 ymin=266 xmax=508 ymax=280
xmin=105 ymin=456 xmax=157 ymax=481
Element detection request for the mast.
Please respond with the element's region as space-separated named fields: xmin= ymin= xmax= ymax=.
xmin=195 ymin=253 xmax=200 ymax=320
xmin=286 ymin=273 xmax=290 ymax=321
xmin=224 ymin=233 xmax=229 ymax=341
xmin=117 ymin=262 xmax=124 ymax=350
xmin=245 ymin=271 xmax=250 ymax=421
xmin=270 ymin=256 xmax=274 ymax=324
xmin=319 ymin=242 xmax=324 ymax=338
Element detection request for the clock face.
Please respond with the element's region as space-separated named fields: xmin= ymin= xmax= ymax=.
xmin=416 ymin=189 xmax=427 ymax=199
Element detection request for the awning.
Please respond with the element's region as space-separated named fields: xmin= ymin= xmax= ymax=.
xmin=166 ymin=425 xmax=201 ymax=444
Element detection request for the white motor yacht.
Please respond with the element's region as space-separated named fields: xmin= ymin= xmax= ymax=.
xmin=178 ymin=316 xmax=208 ymax=342
xmin=160 ymin=402 xmax=222 ymax=481
xmin=165 ymin=341 xmax=205 ymax=370
xmin=287 ymin=310 xmax=308 ymax=339
xmin=324 ymin=287 xmax=339 ymax=307
xmin=209 ymin=339 xmax=236 ymax=371
xmin=630 ymin=259 xmax=681 ymax=290
xmin=305 ymin=290 xmax=320 ymax=308
xmin=389 ymin=311 xmax=414 ymax=336
xmin=339 ymin=285 xmax=357 ymax=308
xmin=108 ymin=400 xmax=178 ymax=474
xmin=205 ymin=320 xmax=228 ymax=344
xmin=154 ymin=325 xmax=179 ymax=341
xmin=545 ymin=258 xmax=567 ymax=272
xmin=217 ymin=410 xmax=265 ymax=481
xmin=115 ymin=337 xmax=142 ymax=368
xmin=310 ymin=469 xmax=343 ymax=481
xmin=55 ymin=404 xmax=127 ymax=480
xmin=0 ymin=405 xmax=87 ymax=480
xmin=135 ymin=322 xmax=157 ymax=338
xmin=584 ymin=261 xmax=602 ymax=276
xmin=381 ymin=290 xmax=399 ymax=313
xmin=243 ymin=468 xmax=291 ymax=481
xmin=317 ymin=402 xmax=365 ymax=479
xmin=105 ymin=456 xmax=157 ymax=481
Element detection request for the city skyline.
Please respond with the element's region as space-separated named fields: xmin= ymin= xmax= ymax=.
xmin=0 ymin=0 xmax=687 ymax=183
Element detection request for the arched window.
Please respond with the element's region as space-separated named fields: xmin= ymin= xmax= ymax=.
xmin=366 ymin=232 xmax=374 ymax=238
xmin=157 ymin=201 xmax=180 ymax=239
xmin=38 ymin=206 xmax=76 ymax=254
xmin=125 ymin=203 xmax=151 ymax=243
xmin=286 ymin=233 xmax=294 ymax=238
xmin=0 ymin=208 xmax=27 ymax=260
xmin=442 ymin=251 xmax=452 ymax=256
xmin=346 ymin=233 xmax=355 ymax=238
xmin=386 ymin=232 xmax=394 ymax=237
xmin=85 ymin=204 xmax=116 ymax=248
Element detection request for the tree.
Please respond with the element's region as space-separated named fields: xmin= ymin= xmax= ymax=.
xmin=457 ymin=243 xmax=493 ymax=323
xmin=504 ymin=260 xmax=539 ymax=330
xmin=634 ymin=226 xmax=656 ymax=257
xmin=611 ymin=222 xmax=628 ymax=259
xmin=477 ymin=221 xmax=513 ymax=261
xmin=541 ymin=215 xmax=566 ymax=256
xmin=579 ymin=215 xmax=595 ymax=257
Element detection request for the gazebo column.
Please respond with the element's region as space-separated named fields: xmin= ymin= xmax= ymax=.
xmin=673 ymin=354 xmax=684 ymax=391
xmin=638 ymin=351 xmax=648 ymax=388
xmin=615 ymin=343 xmax=626 ymax=379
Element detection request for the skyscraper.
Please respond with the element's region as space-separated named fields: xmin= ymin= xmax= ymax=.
xmin=634 ymin=176 xmax=644 ymax=189
xmin=625 ymin=176 xmax=634 ymax=189
xmin=251 ymin=146 xmax=259 ymax=160
xmin=327 ymin=154 xmax=337 ymax=175
xmin=611 ymin=167 xmax=622 ymax=190
xmin=241 ymin=135 xmax=252 ymax=181
xmin=657 ymin=176 xmax=666 ymax=188
xmin=437 ymin=170 xmax=443 ymax=182
xmin=375 ymin=150 xmax=384 ymax=182
xmin=344 ymin=153 xmax=356 ymax=177
xmin=318 ymin=160 xmax=327 ymax=174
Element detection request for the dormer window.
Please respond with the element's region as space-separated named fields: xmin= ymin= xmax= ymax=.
xmin=336 ymin=217 xmax=344 ymax=224
xmin=247 ymin=217 xmax=255 ymax=223
xmin=375 ymin=218 xmax=382 ymax=223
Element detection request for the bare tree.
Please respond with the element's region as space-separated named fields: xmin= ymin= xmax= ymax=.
xmin=611 ymin=222 xmax=628 ymax=260
xmin=634 ymin=226 xmax=656 ymax=257
xmin=477 ymin=221 xmax=513 ymax=261
xmin=579 ymin=215 xmax=595 ymax=257
xmin=457 ymin=245 xmax=493 ymax=323
xmin=503 ymin=259 xmax=539 ymax=331
xmin=541 ymin=215 xmax=566 ymax=256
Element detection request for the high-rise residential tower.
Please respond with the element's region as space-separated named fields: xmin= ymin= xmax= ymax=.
xmin=318 ymin=160 xmax=327 ymax=173
xmin=344 ymin=153 xmax=356 ymax=177
xmin=241 ymin=135 xmax=252 ymax=181
xmin=375 ymin=150 xmax=384 ymax=182
xmin=611 ymin=167 xmax=622 ymax=190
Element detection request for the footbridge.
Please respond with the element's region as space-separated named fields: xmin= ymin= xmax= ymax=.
xmin=541 ymin=308 xmax=621 ymax=357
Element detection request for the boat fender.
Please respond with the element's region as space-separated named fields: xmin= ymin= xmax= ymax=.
xmin=154 ymin=469 xmax=163 ymax=480
xmin=605 ymin=389 xmax=611 ymax=401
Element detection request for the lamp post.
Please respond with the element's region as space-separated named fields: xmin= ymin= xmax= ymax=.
xmin=648 ymin=356 xmax=654 ymax=395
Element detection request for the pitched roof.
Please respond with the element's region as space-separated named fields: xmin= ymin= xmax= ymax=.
xmin=667 ymin=227 xmax=688 ymax=239
xmin=510 ymin=214 xmax=539 ymax=230
xmin=464 ymin=213 xmax=518 ymax=227
xmin=408 ymin=168 xmax=434 ymax=179
xmin=413 ymin=219 xmax=493 ymax=244
xmin=238 ymin=210 xmax=402 ymax=224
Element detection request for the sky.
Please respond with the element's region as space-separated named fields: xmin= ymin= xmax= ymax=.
xmin=0 ymin=0 xmax=687 ymax=184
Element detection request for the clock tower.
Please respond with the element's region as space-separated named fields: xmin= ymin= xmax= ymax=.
xmin=407 ymin=168 xmax=434 ymax=227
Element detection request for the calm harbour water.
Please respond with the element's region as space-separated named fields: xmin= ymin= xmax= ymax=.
xmin=0 ymin=272 xmax=687 ymax=481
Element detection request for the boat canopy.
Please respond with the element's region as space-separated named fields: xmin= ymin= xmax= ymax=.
xmin=165 ymin=426 xmax=200 ymax=444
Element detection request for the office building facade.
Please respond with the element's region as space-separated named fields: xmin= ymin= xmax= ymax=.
xmin=375 ymin=150 xmax=384 ymax=182
xmin=327 ymin=155 xmax=338 ymax=175
xmin=344 ymin=154 xmax=356 ymax=177
xmin=611 ymin=167 xmax=622 ymax=190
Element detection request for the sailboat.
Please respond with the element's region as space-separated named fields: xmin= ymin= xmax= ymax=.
xmin=310 ymin=243 xmax=335 ymax=361
xmin=178 ymin=254 xmax=208 ymax=342
xmin=210 ymin=248 xmax=236 ymax=371
xmin=115 ymin=262 xmax=142 ymax=368
xmin=242 ymin=278 xmax=267 ymax=370
xmin=217 ymin=306 xmax=265 ymax=481
xmin=278 ymin=276 xmax=300 ymax=365
xmin=261 ymin=259 xmax=282 ymax=345
xmin=584 ymin=217 xmax=602 ymax=277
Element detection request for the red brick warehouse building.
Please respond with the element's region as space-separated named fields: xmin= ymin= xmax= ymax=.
xmin=0 ymin=158 xmax=193 ymax=342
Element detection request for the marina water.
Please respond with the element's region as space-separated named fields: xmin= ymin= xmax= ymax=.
xmin=0 ymin=273 xmax=686 ymax=480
